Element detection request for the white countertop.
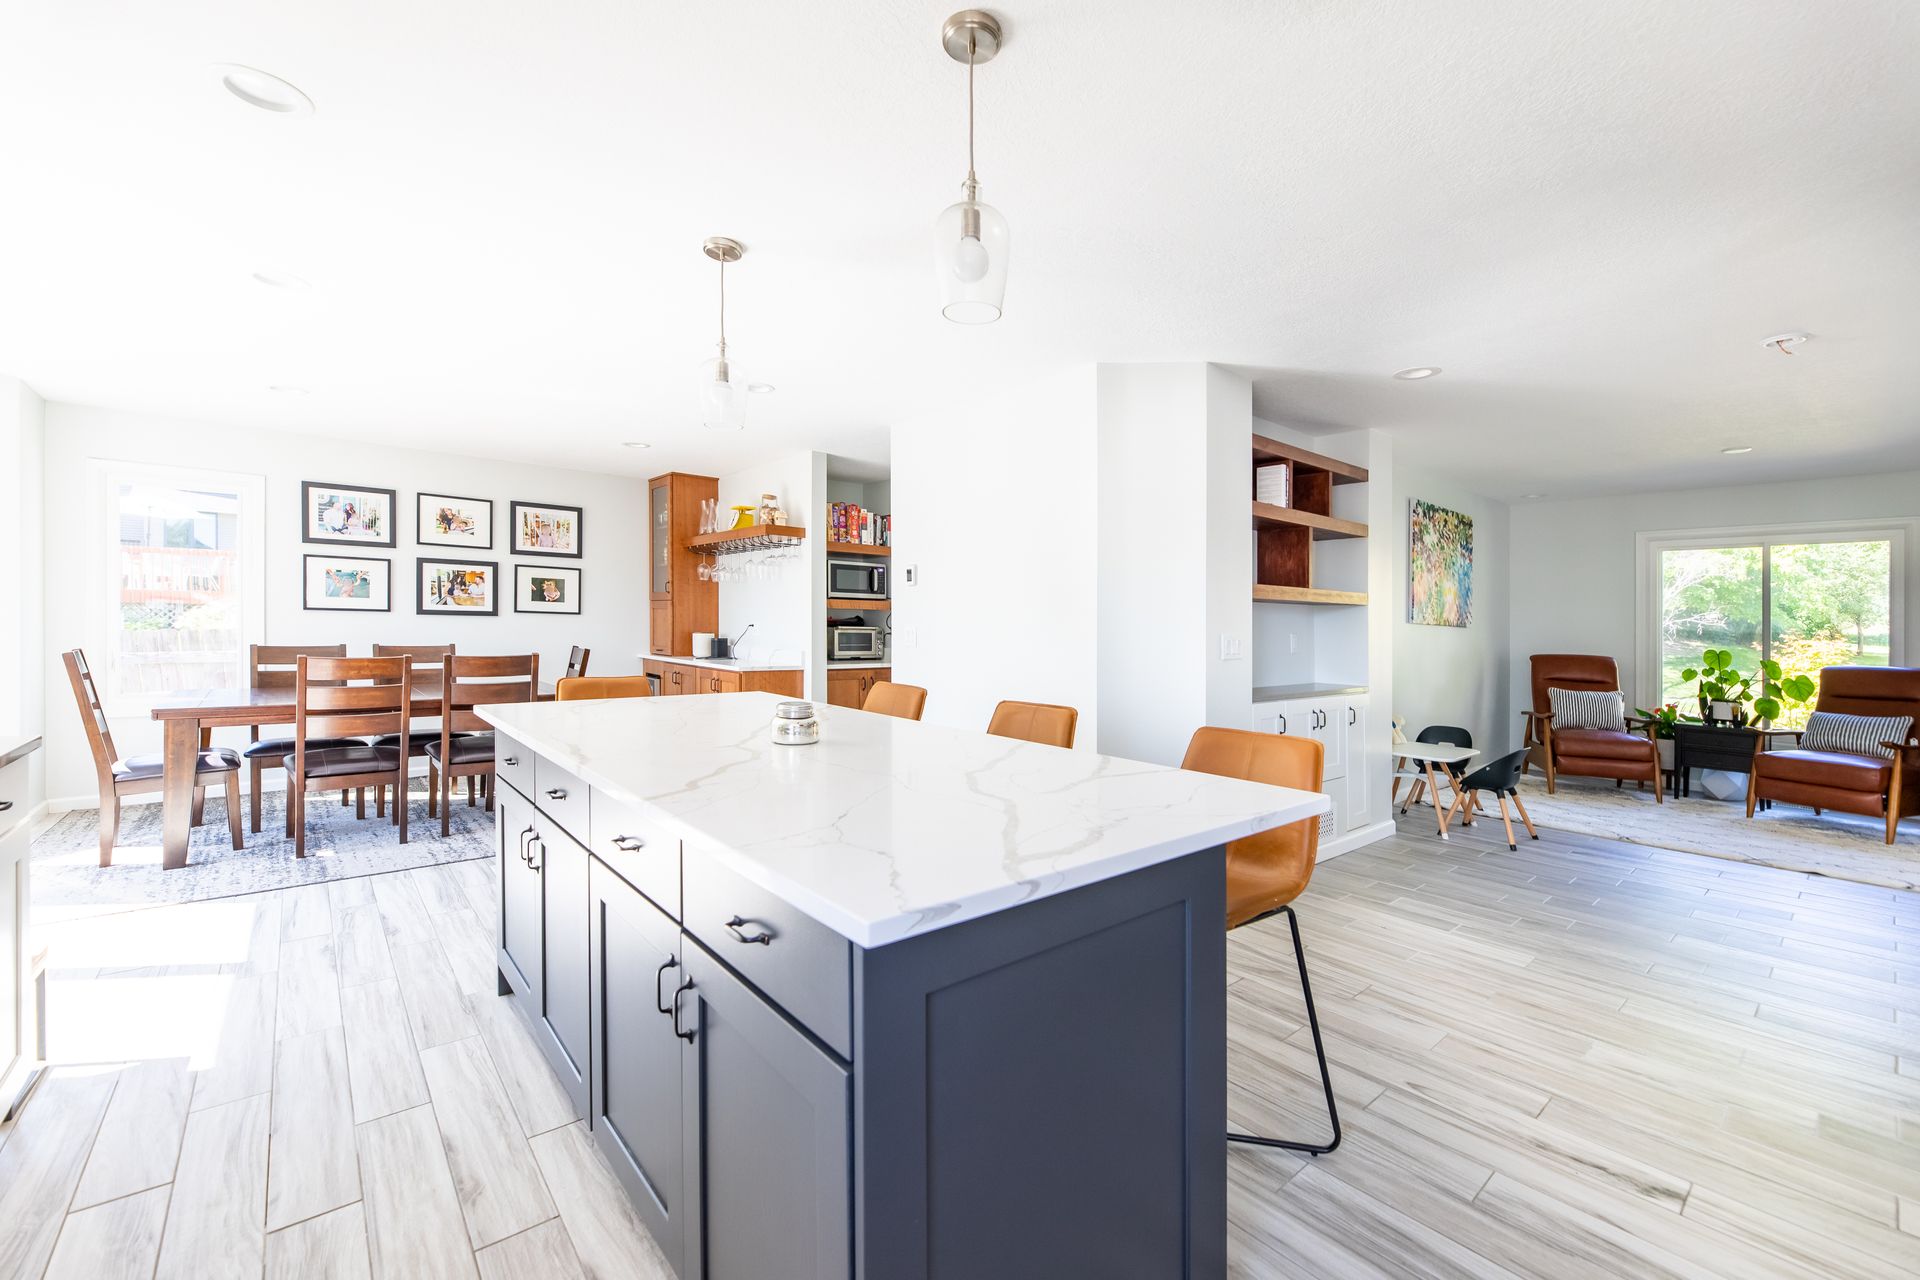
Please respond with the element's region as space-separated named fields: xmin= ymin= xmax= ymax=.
xmin=480 ymin=693 xmax=1327 ymax=948
xmin=641 ymin=653 xmax=802 ymax=673
xmin=827 ymin=660 xmax=891 ymax=671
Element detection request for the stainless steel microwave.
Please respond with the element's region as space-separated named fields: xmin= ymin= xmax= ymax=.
xmin=828 ymin=627 xmax=884 ymax=661
xmin=827 ymin=557 xmax=887 ymax=600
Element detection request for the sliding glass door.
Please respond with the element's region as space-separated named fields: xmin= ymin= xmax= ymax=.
xmin=1653 ymin=532 xmax=1897 ymax=726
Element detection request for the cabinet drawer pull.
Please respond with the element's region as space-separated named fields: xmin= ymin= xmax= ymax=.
xmin=655 ymin=956 xmax=680 ymax=1015
xmin=545 ymin=788 xmax=568 ymax=801
xmin=502 ymin=756 xmax=518 ymax=766
xmin=1277 ymin=714 xmax=1287 ymax=734
xmin=724 ymin=915 xmax=775 ymax=946
xmin=611 ymin=834 xmax=646 ymax=852
xmin=1348 ymin=707 xmax=1357 ymax=725
xmin=518 ymin=825 xmax=535 ymax=866
xmin=671 ymin=976 xmax=696 ymax=1042
xmin=526 ymin=837 xmax=543 ymax=872
xmin=0 ymin=800 xmax=11 ymax=812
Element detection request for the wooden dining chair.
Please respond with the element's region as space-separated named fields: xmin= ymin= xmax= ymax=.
xmin=1181 ymin=726 xmax=1340 ymax=1155
xmin=862 ymin=681 xmax=927 ymax=720
xmin=986 ymin=700 xmax=1078 ymax=748
xmin=368 ymin=643 xmax=462 ymax=809
xmin=555 ymin=675 xmax=652 ymax=701
xmin=241 ymin=644 xmax=366 ymax=835
xmin=564 ymin=646 xmax=591 ymax=680
xmin=289 ymin=655 xmax=413 ymax=857
xmin=424 ymin=654 xmax=538 ymax=835
xmin=63 ymin=649 xmax=245 ymax=866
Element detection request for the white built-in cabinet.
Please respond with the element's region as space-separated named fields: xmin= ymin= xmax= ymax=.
xmin=1253 ymin=694 xmax=1369 ymax=838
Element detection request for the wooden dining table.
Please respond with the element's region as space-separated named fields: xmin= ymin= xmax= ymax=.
xmin=148 ymin=677 xmax=553 ymax=870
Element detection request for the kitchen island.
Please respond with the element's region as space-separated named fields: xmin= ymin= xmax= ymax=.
xmin=477 ymin=693 xmax=1324 ymax=1279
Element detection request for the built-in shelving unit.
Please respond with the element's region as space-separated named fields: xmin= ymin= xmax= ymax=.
xmin=1251 ymin=433 xmax=1369 ymax=605
xmin=825 ymin=540 xmax=889 ymax=556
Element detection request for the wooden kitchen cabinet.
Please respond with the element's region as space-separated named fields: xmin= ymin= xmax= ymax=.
xmin=826 ymin=666 xmax=890 ymax=709
xmin=648 ymin=473 xmax=718 ymax=658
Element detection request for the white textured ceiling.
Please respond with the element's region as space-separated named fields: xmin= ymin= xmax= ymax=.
xmin=1 ymin=0 xmax=1914 ymax=495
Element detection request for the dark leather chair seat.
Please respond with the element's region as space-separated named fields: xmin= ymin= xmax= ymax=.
xmin=1754 ymin=748 xmax=1892 ymax=791
xmin=111 ymin=747 xmax=242 ymax=781
xmin=1555 ymin=728 xmax=1657 ymax=762
xmin=298 ymin=743 xmax=403 ymax=780
xmin=241 ymin=735 xmax=363 ymax=760
xmin=370 ymin=730 xmax=472 ymax=753
xmin=422 ymin=732 xmax=496 ymax=767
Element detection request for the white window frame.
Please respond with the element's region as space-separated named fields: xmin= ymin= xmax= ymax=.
xmin=90 ymin=458 xmax=268 ymax=713
xmin=1634 ymin=517 xmax=1912 ymax=712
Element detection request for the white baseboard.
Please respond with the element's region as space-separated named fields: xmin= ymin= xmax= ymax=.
xmin=47 ymin=764 xmax=441 ymax=815
xmin=1318 ymin=818 xmax=1394 ymax=861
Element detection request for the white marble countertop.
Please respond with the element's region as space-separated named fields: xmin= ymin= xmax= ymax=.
xmin=1253 ymin=682 xmax=1368 ymax=702
xmin=480 ymin=693 xmax=1327 ymax=948
xmin=826 ymin=660 xmax=891 ymax=670
xmin=640 ymin=653 xmax=803 ymax=673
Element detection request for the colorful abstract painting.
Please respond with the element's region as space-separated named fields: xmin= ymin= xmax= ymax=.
xmin=1409 ymin=499 xmax=1473 ymax=627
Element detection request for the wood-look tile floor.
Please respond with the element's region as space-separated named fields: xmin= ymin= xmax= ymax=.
xmin=1 ymin=812 xmax=1916 ymax=1278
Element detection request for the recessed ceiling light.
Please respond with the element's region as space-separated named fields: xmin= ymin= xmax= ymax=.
xmin=268 ymin=384 xmax=310 ymax=395
xmin=1721 ymin=446 xmax=1753 ymax=455
xmin=747 ymin=383 xmax=776 ymax=395
xmin=252 ymin=269 xmax=311 ymax=291
xmin=622 ymin=441 xmax=652 ymax=449
xmin=213 ymin=64 xmax=315 ymax=115
xmin=1760 ymin=332 xmax=1809 ymax=354
xmin=1393 ymin=366 xmax=1442 ymax=380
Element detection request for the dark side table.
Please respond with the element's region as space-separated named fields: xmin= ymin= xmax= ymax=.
xmin=1669 ymin=723 xmax=1793 ymax=805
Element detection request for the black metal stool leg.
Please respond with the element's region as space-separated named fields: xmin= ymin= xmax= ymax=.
xmin=1228 ymin=905 xmax=1342 ymax=1155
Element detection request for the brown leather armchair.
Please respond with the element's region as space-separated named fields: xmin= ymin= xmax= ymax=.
xmin=1747 ymin=666 xmax=1920 ymax=843
xmin=1522 ymin=654 xmax=1662 ymax=801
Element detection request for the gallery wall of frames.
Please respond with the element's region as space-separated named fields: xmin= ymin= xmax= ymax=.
xmin=298 ymin=481 xmax=585 ymax=617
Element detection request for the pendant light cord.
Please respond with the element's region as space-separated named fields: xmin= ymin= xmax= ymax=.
xmin=966 ymin=37 xmax=977 ymax=189
xmin=717 ymin=255 xmax=727 ymax=357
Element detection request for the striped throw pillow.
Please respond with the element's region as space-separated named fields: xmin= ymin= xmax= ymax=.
xmin=1799 ymin=711 xmax=1913 ymax=761
xmin=1548 ymin=687 xmax=1626 ymax=732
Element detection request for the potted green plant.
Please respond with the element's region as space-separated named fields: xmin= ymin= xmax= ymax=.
xmin=1632 ymin=701 xmax=1697 ymax=770
xmin=1679 ymin=650 xmax=1817 ymax=727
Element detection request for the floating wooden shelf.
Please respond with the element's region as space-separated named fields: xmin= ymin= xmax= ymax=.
xmin=1251 ymin=502 xmax=1366 ymax=540
xmin=1252 ymin=585 xmax=1368 ymax=606
xmin=689 ymin=524 xmax=806 ymax=555
xmin=825 ymin=541 xmax=889 ymax=556
xmin=1250 ymin=434 xmax=1369 ymax=485
xmin=826 ymin=598 xmax=891 ymax=611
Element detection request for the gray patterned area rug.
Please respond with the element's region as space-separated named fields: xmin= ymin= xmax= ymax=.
xmin=1512 ymin=775 xmax=1920 ymax=892
xmin=31 ymin=784 xmax=495 ymax=921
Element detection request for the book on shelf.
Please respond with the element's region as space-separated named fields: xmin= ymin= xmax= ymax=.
xmin=828 ymin=501 xmax=891 ymax=547
xmin=1255 ymin=464 xmax=1289 ymax=507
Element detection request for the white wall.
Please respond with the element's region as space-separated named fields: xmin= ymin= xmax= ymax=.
xmin=0 ymin=378 xmax=47 ymax=812
xmin=715 ymin=450 xmax=824 ymax=697
xmin=42 ymin=402 xmax=650 ymax=804
xmin=892 ymin=366 xmax=1101 ymax=740
xmin=1508 ymin=468 xmax=1920 ymax=721
xmin=1393 ymin=462 xmax=1513 ymax=749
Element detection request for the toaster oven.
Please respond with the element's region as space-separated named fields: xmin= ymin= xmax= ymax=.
xmin=828 ymin=627 xmax=884 ymax=661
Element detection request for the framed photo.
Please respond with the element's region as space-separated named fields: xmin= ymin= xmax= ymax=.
xmin=417 ymin=492 xmax=493 ymax=549
xmin=515 ymin=564 xmax=581 ymax=615
xmin=302 ymin=481 xmax=397 ymax=546
xmin=417 ymin=558 xmax=499 ymax=616
xmin=510 ymin=500 xmax=583 ymax=558
xmin=303 ymin=554 xmax=391 ymax=612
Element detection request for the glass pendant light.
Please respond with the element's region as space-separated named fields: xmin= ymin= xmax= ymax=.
xmin=935 ymin=11 xmax=1008 ymax=324
xmin=700 ymin=236 xmax=748 ymax=430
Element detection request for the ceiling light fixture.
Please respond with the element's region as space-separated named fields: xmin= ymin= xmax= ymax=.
xmin=252 ymin=269 xmax=311 ymax=291
xmin=700 ymin=236 xmax=749 ymax=431
xmin=1760 ymin=332 xmax=1809 ymax=355
xmin=1393 ymin=366 xmax=1442 ymax=380
xmin=935 ymin=10 xmax=1008 ymax=324
xmin=1722 ymin=446 xmax=1754 ymax=455
xmin=213 ymin=64 xmax=315 ymax=115
xmin=622 ymin=441 xmax=652 ymax=449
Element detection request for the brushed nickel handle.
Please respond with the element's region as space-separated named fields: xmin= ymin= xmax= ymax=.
xmin=724 ymin=915 xmax=775 ymax=946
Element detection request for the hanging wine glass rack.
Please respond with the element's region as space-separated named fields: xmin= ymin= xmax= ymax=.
xmin=688 ymin=524 xmax=807 ymax=556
